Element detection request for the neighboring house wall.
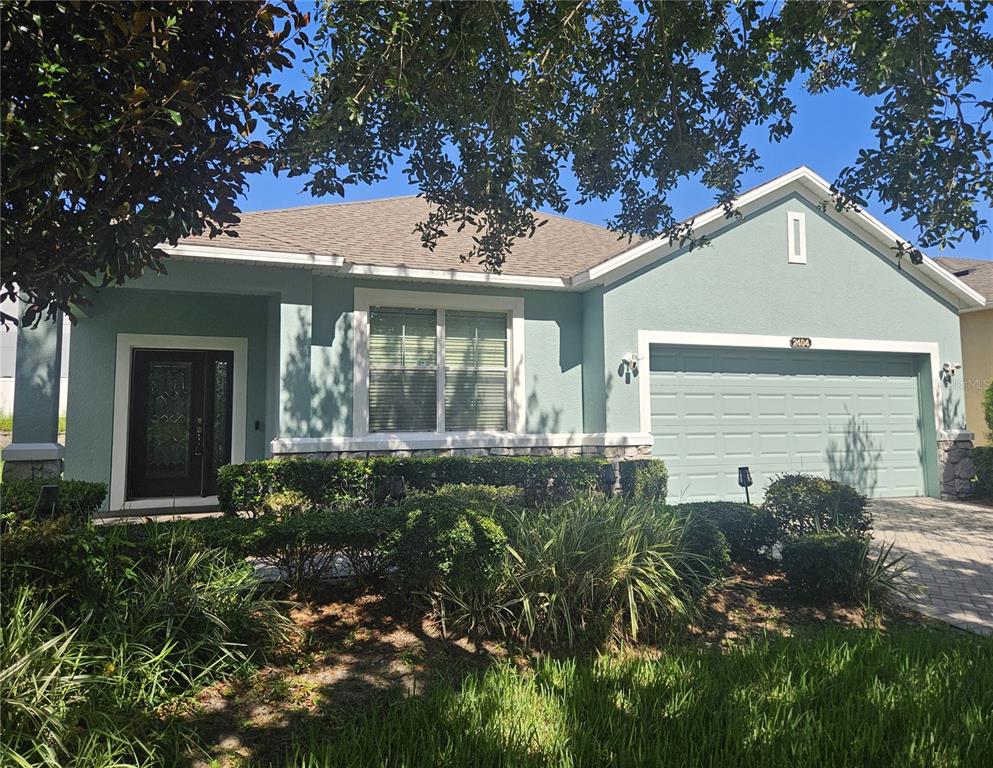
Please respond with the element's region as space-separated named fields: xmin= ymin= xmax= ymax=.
xmin=594 ymin=193 xmax=966 ymax=438
xmin=961 ymin=308 xmax=993 ymax=446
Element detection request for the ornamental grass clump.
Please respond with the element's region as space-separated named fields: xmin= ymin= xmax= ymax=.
xmin=505 ymin=497 xmax=699 ymax=648
xmin=1 ymin=524 xmax=293 ymax=767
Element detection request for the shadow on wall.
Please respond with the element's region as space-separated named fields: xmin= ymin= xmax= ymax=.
xmin=826 ymin=413 xmax=883 ymax=496
xmin=281 ymin=307 xmax=312 ymax=438
xmin=312 ymin=322 xmax=353 ymax=438
xmin=526 ymin=373 xmax=563 ymax=434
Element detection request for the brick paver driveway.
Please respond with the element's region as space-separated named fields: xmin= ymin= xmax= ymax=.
xmin=872 ymin=497 xmax=993 ymax=635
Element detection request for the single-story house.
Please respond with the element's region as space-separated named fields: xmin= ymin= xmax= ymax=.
xmin=3 ymin=167 xmax=987 ymax=512
xmin=936 ymin=257 xmax=993 ymax=448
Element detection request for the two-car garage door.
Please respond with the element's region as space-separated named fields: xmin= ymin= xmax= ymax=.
xmin=649 ymin=345 xmax=929 ymax=502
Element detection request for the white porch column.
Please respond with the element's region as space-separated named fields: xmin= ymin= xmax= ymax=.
xmin=2 ymin=303 xmax=64 ymax=479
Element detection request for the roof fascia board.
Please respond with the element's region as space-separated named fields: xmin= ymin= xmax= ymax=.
xmin=159 ymin=243 xmax=346 ymax=269
xmin=159 ymin=243 xmax=570 ymax=289
xmin=338 ymin=262 xmax=569 ymax=289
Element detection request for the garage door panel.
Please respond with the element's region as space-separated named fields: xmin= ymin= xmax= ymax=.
xmin=650 ymin=346 xmax=927 ymax=500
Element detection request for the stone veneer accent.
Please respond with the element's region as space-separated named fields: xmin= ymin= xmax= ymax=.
xmin=272 ymin=444 xmax=653 ymax=461
xmin=938 ymin=433 xmax=977 ymax=500
xmin=1 ymin=457 xmax=62 ymax=481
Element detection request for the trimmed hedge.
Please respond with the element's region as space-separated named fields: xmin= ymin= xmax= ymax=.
xmin=681 ymin=516 xmax=731 ymax=580
xmin=618 ymin=459 xmax=668 ymax=504
xmin=763 ymin=474 xmax=871 ymax=540
xmin=0 ymin=479 xmax=107 ymax=525
xmin=673 ymin=501 xmax=777 ymax=564
xmin=974 ymin=447 xmax=993 ymax=499
xmin=218 ymin=456 xmax=612 ymax=515
xmin=781 ymin=532 xmax=864 ymax=600
xmin=217 ymin=459 xmax=371 ymax=516
xmin=375 ymin=456 xmax=608 ymax=500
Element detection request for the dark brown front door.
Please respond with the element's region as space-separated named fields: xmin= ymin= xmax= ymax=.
xmin=126 ymin=349 xmax=234 ymax=500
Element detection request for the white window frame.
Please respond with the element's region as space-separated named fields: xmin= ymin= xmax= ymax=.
xmin=109 ymin=333 xmax=248 ymax=513
xmin=787 ymin=211 xmax=807 ymax=264
xmin=353 ymin=288 xmax=526 ymax=437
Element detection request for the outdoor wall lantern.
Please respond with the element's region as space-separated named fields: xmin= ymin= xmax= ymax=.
xmin=738 ymin=466 xmax=754 ymax=505
xmin=621 ymin=352 xmax=641 ymax=375
xmin=941 ymin=361 xmax=962 ymax=386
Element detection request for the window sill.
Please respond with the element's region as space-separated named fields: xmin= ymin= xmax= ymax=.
xmin=271 ymin=431 xmax=654 ymax=454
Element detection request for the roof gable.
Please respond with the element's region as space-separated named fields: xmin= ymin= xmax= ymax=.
xmin=573 ymin=167 xmax=985 ymax=310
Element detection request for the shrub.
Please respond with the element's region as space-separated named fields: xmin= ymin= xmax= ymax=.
xmin=973 ymin=447 xmax=993 ymax=499
xmin=391 ymin=493 xmax=508 ymax=597
xmin=373 ymin=456 xmax=607 ymax=502
xmin=672 ymin=501 xmax=777 ymax=564
xmin=217 ymin=456 xmax=608 ymax=515
xmin=328 ymin=505 xmax=405 ymax=581
xmin=236 ymin=510 xmax=342 ymax=593
xmin=781 ymin=533 xmax=864 ymax=600
xmin=0 ymin=479 xmax=106 ymax=526
xmin=617 ymin=458 xmax=668 ymax=503
xmin=763 ymin=474 xmax=871 ymax=540
xmin=505 ymin=497 xmax=694 ymax=648
xmin=217 ymin=458 xmax=371 ymax=516
xmin=781 ymin=532 xmax=919 ymax=606
xmin=1 ymin=515 xmax=120 ymax=611
xmin=983 ymin=379 xmax=993 ymax=443
xmin=680 ymin=515 xmax=731 ymax=582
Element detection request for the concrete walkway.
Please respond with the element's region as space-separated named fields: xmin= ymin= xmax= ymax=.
xmin=872 ymin=497 xmax=993 ymax=636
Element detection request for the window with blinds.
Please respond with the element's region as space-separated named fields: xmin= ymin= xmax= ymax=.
xmin=367 ymin=306 xmax=509 ymax=433
xmin=445 ymin=311 xmax=508 ymax=431
xmin=368 ymin=308 xmax=437 ymax=432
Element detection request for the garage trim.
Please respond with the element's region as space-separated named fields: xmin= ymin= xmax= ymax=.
xmin=635 ymin=331 xmax=943 ymax=435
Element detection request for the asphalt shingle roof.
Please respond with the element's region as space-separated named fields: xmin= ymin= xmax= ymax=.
xmin=179 ymin=196 xmax=641 ymax=279
xmin=935 ymin=257 xmax=993 ymax=301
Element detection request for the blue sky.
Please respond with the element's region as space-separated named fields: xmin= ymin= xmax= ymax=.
xmin=238 ymin=9 xmax=993 ymax=264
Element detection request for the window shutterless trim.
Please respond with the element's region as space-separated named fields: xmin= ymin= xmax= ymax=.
xmin=353 ymin=288 xmax=525 ymax=436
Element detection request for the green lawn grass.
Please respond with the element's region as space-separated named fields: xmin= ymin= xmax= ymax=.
xmin=0 ymin=412 xmax=66 ymax=433
xmin=265 ymin=627 xmax=992 ymax=768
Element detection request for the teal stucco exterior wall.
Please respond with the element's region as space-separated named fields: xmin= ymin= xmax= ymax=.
xmin=305 ymin=276 xmax=585 ymax=437
xmin=595 ymin=194 xmax=965 ymax=441
xmin=63 ymin=264 xmax=587 ymax=493
xmin=65 ymin=288 xmax=270 ymax=490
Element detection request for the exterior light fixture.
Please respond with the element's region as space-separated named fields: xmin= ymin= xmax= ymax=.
xmin=940 ymin=362 xmax=962 ymax=385
xmin=621 ymin=352 xmax=641 ymax=374
xmin=738 ymin=466 xmax=754 ymax=505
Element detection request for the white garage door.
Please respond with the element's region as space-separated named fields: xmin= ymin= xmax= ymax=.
xmin=649 ymin=345 xmax=929 ymax=502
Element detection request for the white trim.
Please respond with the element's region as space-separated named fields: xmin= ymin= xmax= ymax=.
xmin=787 ymin=211 xmax=807 ymax=264
xmin=571 ymin=167 xmax=986 ymax=310
xmin=635 ymin=330 xmax=943 ymax=434
xmin=112 ymin=495 xmax=220 ymax=512
xmin=272 ymin=431 xmax=654 ymax=454
xmin=435 ymin=309 xmax=446 ymax=432
xmin=109 ymin=334 xmax=248 ymax=513
xmin=937 ymin=429 xmax=975 ymax=441
xmin=1 ymin=442 xmax=64 ymax=461
xmin=158 ymin=243 xmax=346 ymax=269
xmin=352 ymin=288 xmax=526 ymax=437
xmin=340 ymin=262 xmax=570 ymax=289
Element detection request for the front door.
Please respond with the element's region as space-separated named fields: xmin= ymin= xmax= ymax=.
xmin=126 ymin=349 xmax=234 ymax=500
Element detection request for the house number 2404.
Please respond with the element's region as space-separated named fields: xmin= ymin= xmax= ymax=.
xmin=790 ymin=337 xmax=812 ymax=348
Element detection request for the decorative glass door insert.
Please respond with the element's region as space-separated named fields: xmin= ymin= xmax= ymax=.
xmin=126 ymin=349 xmax=233 ymax=500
